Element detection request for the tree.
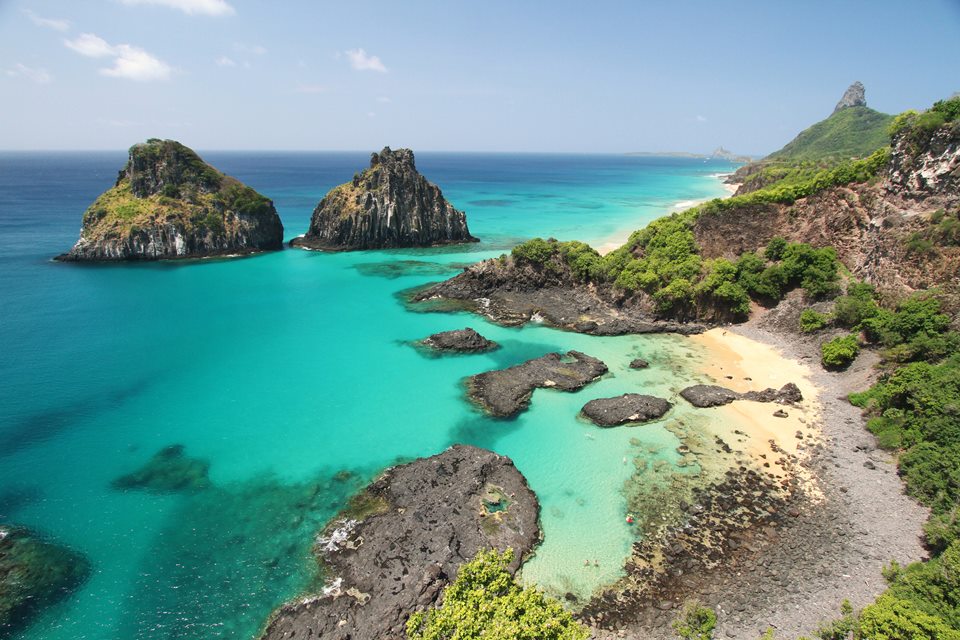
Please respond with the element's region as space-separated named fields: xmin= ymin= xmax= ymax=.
xmin=672 ymin=600 xmax=716 ymax=640
xmin=406 ymin=549 xmax=589 ymax=640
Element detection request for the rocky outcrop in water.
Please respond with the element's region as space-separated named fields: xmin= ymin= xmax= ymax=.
xmin=468 ymin=351 xmax=608 ymax=417
xmin=259 ymin=445 xmax=539 ymax=640
xmin=0 ymin=526 xmax=91 ymax=635
xmin=680 ymin=383 xmax=802 ymax=408
xmin=291 ymin=147 xmax=478 ymax=251
xmin=57 ymin=139 xmax=283 ymax=261
xmin=411 ymin=256 xmax=706 ymax=336
xmin=833 ymin=81 xmax=867 ymax=113
xmin=420 ymin=327 xmax=499 ymax=353
xmin=580 ymin=394 xmax=672 ymax=427
xmin=111 ymin=444 xmax=211 ymax=493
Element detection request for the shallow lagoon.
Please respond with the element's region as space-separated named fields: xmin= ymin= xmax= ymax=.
xmin=0 ymin=151 xmax=733 ymax=638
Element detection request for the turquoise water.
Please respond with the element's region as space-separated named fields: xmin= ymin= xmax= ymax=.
xmin=0 ymin=152 xmax=734 ymax=638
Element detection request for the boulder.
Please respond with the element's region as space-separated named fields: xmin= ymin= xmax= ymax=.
xmin=420 ymin=328 xmax=498 ymax=353
xmin=581 ymin=394 xmax=672 ymax=427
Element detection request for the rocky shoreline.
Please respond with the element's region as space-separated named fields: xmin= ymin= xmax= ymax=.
xmin=586 ymin=308 xmax=929 ymax=639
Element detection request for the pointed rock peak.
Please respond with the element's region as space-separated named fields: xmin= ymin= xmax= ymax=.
xmin=833 ymin=81 xmax=866 ymax=114
xmin=370 ymin=146 xmax=415 ymax=170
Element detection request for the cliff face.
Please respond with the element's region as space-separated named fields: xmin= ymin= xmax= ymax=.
xmin=694 ymin=121 xmax=960 ymax=295
xmin=291 ymin=147 xmax=478 ymax=251
xmin=58 ymin=139 xmax=283 ymax=261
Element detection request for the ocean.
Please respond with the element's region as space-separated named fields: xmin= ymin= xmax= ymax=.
xmin=0 ymin=151 xmax=735 ymax=639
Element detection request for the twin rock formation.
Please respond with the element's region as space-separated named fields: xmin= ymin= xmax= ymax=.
xmin=60 ymin=143 xmax=476 ymax=261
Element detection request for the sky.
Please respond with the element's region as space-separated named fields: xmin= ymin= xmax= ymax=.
xmin=1 ymin=0 xmax=959 ymax=154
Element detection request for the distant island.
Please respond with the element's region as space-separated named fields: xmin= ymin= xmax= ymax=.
xmin=56 ymin=139 xmax=283 ymax=262
xmin=291 ymin=146 xmax=478 ymax=251
xmin=626 ymin=147 xmax=754 ymax=163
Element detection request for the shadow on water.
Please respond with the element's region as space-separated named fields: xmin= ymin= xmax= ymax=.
xmin=0 ymin=484 xmax=43 ymax=521
xmin=353 ymin=260 xmax=472 ymax=280
xmin=446 ymin=413 xmax=519 ymax=452
xmin=0 ymin=378 xmax=152 ymax=458
xmin=114 ymin=466 xmax=378 ymax=640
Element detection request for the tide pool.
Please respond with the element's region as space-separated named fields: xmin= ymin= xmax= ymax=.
xmin=0 ymin=151 xmax=734 ymax=638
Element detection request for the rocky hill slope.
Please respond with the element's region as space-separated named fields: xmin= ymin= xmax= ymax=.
xmin=57 ymin=139 xmax=283 ymax=261
xmin=291 ymin=147 xmax=478 ymax=251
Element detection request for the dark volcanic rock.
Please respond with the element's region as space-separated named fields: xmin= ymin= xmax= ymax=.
xmin=111 ymin=444 xmax=211 ymax=493
xmin=291 ymin=147 xmax=478 ymax=251
xmin=57 ymin=139 xmax=283 ymax=261
xmin=629 ymin=358 xmax=650 ymax=369
xmin=420 ymin=327 xmax=499 ymax=353
xmin=581 ymin=394 xmax=672 ymax=427
xmin=833 ymin=81 xmax=866 ymax=113
xmin=680 ymin=384 xmax=741 ymax=408
xmin=468 ymin=351 xmax=608 ymax=417
xmin=259 ymin=445 xmax=539 ymax=640
xmin=681 ymin=383 xmax=803 ymax=408
xmin=0 ymin=526 xmax=91 ymax=634
xmin=411 ymin=256 xmax=707 ymax=336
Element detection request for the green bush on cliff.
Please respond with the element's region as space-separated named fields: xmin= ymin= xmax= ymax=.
xmin=405 ymin=548 xmax=588 ymax=640
xmin=831 ymin=282 xmax=879 ymax=328
xmin=821 ymin=334 xmax=859 ymax=369
xmin=672 ymin=600 xmax=716 ymax=640
xmin=799 ymin=309 xmax=830 ymax=333
xmin=511 ymin=237 xmax=557 ymax=265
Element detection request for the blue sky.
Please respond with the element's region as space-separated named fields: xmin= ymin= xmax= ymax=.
xmin=2 ymin=0 xmax=958 ymax=153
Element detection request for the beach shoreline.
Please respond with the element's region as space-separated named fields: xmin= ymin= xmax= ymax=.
xmin=594 ymin=174 xmax=741 ymax=256
xmin=588 ymin=315 xmax=929 ymax=639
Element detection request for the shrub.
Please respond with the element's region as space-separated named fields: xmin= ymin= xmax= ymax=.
xmin=672 ymin=600 xmax=716 ymax=640
xmin=857 ymin=594 xmax=960 ymax=640
xmin=821 ymin=334 xmax=859 ymax=369
xmin=764 ymin=236 xmax=788 ymax=261
xmin=511 ymin=238 xmax=557 ymax=265
xmin=799 ymin=309 xmax=829 ymax=333
xmin=405 ymin=548 xmax=589 ymax=640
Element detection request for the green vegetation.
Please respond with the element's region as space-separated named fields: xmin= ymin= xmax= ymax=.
xmin=510 ymin=230 xmax=841 ymax=321
xmin=820 ymin=334 xmax=860 ymax=369
xmin=672 ymin=600 xmax=716 ymax=640
xmin=698 ymin=147 xmax=890 ymax=214
xmin=79 ymin=140 xmax=276 ymax=239
xmin=891 ymin=97 xmax=960 ymax=144
xmin=405 ymin=548 xmax=588 ymax=640
xmin=766 ymin=105 xmax=894 ymax=163
xmin=799 ymin=309 xmax=829 ymax=333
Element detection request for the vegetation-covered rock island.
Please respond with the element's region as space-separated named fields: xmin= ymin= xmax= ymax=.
xmin=57 ymin=139 xmax=284 ymax=261
xmin=291 ymin=147 xmax=478 ymax=251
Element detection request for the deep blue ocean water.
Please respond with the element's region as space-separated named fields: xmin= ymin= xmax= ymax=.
xmin=0 ymin=151 xmax=735 ymax=639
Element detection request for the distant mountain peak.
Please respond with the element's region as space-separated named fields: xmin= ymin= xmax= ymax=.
xmin=834 ymin=81 xmax=866 ymax=113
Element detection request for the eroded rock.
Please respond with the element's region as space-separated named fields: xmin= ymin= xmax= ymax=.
xmin=468 ymin=351 xmax=608 ymax=417
xmin=581 ymin=394 xmax=672 ymax=427
xmin=259 ymin=445 xmax=539 ymax=640
xmin=420 ymin=327 xmax=499 ymax=353
xmin=680 ymin=383 xmax=803 ymax=408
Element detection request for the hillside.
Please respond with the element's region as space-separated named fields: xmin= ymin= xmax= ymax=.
xmin=767 ymin=105 xmax=894 ymax=162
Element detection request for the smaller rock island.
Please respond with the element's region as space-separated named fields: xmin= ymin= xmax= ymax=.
xmin=57 ymin=139 xmax=284 ymax=261
xmin=291 ymin=147 xmax=478 ymax=251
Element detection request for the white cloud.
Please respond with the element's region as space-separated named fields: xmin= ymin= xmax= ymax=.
xmin=65 ymin=33 xmax=115 ymax=58
xmin=295 ymin=83 xmax=327 ymax=94
xmin=344 ymin=48 xmax=387 ymax=73
xmin=367 ymin=111 xmax=376 ymax=118
xmin=215 ymin=55 xmax=236 ymax=67
xmin=118 ymin=0 xmax=235 ymax=16
xmin=101 ymin=45 xmax=172 ymax=81
xmin=23 ymin=9 xmax=69 ymax=31
xmin=64 ymin=33 xmax=171 ymax=81
xmin=376 ymin=96 xmax=392 ymax=103
xmin=695 ymin=115 xmax=707 ymax=123
xmin=5 ymin=63 xmax=53 ymax=84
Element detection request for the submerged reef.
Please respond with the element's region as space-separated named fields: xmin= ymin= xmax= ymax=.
xmin=0 ymin=526 xmax=91 ymax=636
xmin=111 ymin=444 xmax=211 ymax=493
